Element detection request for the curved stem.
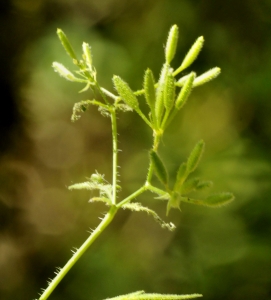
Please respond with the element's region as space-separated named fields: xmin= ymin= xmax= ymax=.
xmin=38 ymin=206 xmax=118 ymax=300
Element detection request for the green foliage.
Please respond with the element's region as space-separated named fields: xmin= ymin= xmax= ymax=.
xmin=105 ymin=291 xmax=202 ymax=300
xmin=37 ymin=24 xmax=234 ymax=300
xmin=150 ymin=150 xmax=169 ymax=187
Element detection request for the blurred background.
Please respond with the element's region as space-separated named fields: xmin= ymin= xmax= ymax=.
xmin=1 ymin=0 xmax=271 ymax=299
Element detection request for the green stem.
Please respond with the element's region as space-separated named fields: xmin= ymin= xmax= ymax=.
xmin=135 ymin=109 xmax=153 ymax=128
xmin=38 ymin=206 xmax=118 ymax=300
xmin=161 ymin=107 xmax=178 ymax=130
xmin=101 ymin=87 xmax=118 ymax=101
xmin=117 ymin=186 xmax=146 ymax=207
xmin=111 ymin=108 xmax=118 ymax=205
xmin=145 ymin=183 xmax=168 ymax=197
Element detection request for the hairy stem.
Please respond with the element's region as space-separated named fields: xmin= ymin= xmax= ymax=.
xmin=38 ymin=206 xmax=118 ymax=300
xmin=117 ymin=186 xmax=146 ymax=207
xmin=146 ymin=183 xmax=168 ymax=196
xmin=111 ymin=108 xmax=118 ymax=205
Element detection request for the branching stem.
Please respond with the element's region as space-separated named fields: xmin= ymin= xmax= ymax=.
xmin=117 ymin=186 xmax=146 ymax=207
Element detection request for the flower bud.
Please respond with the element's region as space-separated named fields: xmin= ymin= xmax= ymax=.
xmin=155 ymin=63 xmax=169 ymax=125
xmin=174 ymin=36 xmax=204 ymax=76
xmin=52 ymin=62 xmax=80 ymax=82
xmin=163 ymin=69 xmax=175 ymax=111
xmin=144 ymin=69 xmax=156 ymax=111
xmin=82 ymin=42 xmax=93 ymax=68
xmin=193 ymin=67 xmax=221 ymax=87
xmin=113 ymin=75 xmax=139 ymax=110
xmin=165 ymin=24 xmax=179 ymax=64
xmin=57 ymin=29 xmax=78 ymax=61
xmin=175 ymin=72 xmax=195 ymax=110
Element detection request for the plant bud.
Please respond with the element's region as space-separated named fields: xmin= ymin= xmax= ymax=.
xmin=113 ymin=75 xmax=139 ymax=110
xmin=155 ymin=63 xmax=169 ymax=125
xmin=186 ymin=140 xmax=205 ymax=174
xmin=150 ymin=150 xmax=168 ymax=186
xmin=165 ymin=24 xmax=179 ymax=64
xmin=82 ymin=42 xmax=93 ymax=68
xmin=163 ymin=69 xmax=175 ymax=111
xmin=144 ymin=69 xmax=156 ymax=111
xmin=52 ymin=62 xmax=80 ymax=81
xmin=175 ymin=72 xmax=195 ymax=110
xmin=174 ymin=36 xmax=204 ymax=76
xmin=57 ymin=29 xmax=78 ymax=61
xmin=193 ymin=67 xmax=221 ymax=87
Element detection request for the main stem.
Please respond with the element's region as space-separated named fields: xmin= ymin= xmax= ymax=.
xmin=38 ymin=206 xmax=118 ymax=300
xmin=38 ymin=108 xmax=120 ymax=300
xmin=111 ymin=108 xmax=118 ymax=205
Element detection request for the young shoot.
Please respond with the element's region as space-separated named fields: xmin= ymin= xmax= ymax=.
xmin=36 ymin=24 xmax=234 ymax=300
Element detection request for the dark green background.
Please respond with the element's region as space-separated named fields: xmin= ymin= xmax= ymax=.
xmin=1 ymin=1 xmax=271 ymax=299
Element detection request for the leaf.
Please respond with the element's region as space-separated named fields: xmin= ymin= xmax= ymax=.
xmin=52 ymin=62 xmax=83 ymax=82
xmin=105 ymin=291 xmax=144 ymax=300
xmin=195 ymin=180 xmax=213 ymax=190
xmin=150 ymin=150 xmax=168 ymax=186
xmin=88 ymin=197 xmax=111 ymax=205
xmin=186 ymin=140 xmax=205 ymax=174
xmin=68 ymin=181 xmax=93 ymax=190
xmin=71 ymin=100 xmax=108 ymax=122
xmin=179 ymin=178 xmax=212 ymax=194
xmin=122 ymin=203 xmax=176 ymax=231
xmin=68 ymin=172 xmax=113 ymax=203
xmin=180 ymin=178 xmax=200 ymax=194
xmin=201 ymin=192 xmax=235 ymax=207
xmin=105 ymin=291 xmax=202 ymax=300
xmin=179 ymin=192 xmax=234 ymax=207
